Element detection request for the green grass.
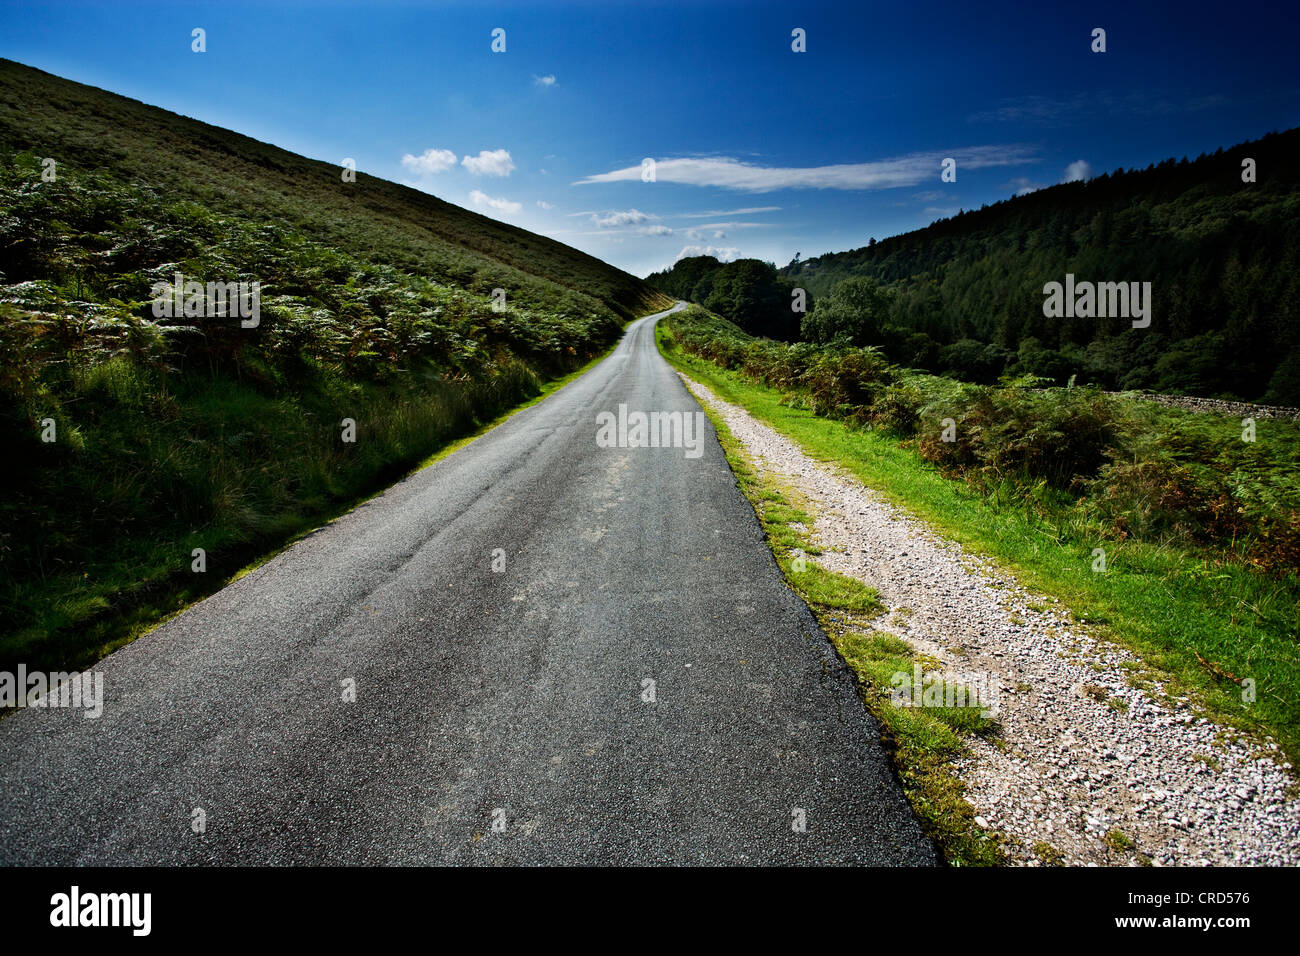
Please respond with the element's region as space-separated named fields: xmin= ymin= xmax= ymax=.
xmin=1032 ymin=841 xmax=1066 ymax=866
xmin=656 ymin=313 xmax=1300 ymax=772
xmin=659 ymin=322 xmax=1006 ymax=865
xmin=1 ymin=314 xmax=643 ymax=676
xmin=1104 ymin=828 xmax=1137 ymax=853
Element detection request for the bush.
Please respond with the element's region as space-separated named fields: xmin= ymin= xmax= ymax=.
xmin=797 ymin=348 xmax=892 ymax=422
xmin=666 ymin=304 xmax=1299 ymax=578
xmin=918 ymin=384 xmax=1131 ymax=490
xmin=872 ymin=383 xmax=925 ymax=436
xmin=1250 ymin=510 xmax=1300 ymax=576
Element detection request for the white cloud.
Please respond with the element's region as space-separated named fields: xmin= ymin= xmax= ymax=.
xmin=575 ymin=146 xmax=1038 ymax=192
xmin=1062 ymin=159 xmax=1093 ymax=183
xmin=401 ymin=148 xmax=457 ymax=175
xmin=533 ymin=74 xmax=557 ymax=87
xmin=713 ymin=230 xmax=726 ymax=239
xmin=547 ymin=226 xmax=673 ymax=240
xmin=536 ymin=200 xmax=554 ymax=209
xmin=676 ymin=206 xmax=781 ymax=218
xmin=462 ymin=149 xmax=516 ymax=177
xmin=469 ymin=189 xmax=522 ymax=214
xmin=591 ymin=208 xmax=654 ymax=228
xmin=693 ymin=221 xmax=769 ymax=231
xmin=676 ymin=244 xmax=739 ymax=262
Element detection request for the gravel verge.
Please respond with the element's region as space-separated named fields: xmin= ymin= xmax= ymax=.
xmin=681 ymin=371 xmax=1300 ymax=866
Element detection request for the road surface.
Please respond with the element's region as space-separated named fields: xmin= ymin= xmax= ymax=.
xmin=0 ymin=303 xmax=935 ymax=865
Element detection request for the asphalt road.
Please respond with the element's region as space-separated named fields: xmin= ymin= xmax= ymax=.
xmin=0 ymin=303 xmax=936 ymax=865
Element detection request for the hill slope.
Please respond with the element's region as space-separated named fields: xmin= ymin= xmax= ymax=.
xmin=0 ymin=58 xmax=667 ymax=322
xmin=772 ymin=128 xmax=1300 ymax=402
xmin=0 ymin=59 xmax=669 ymax=672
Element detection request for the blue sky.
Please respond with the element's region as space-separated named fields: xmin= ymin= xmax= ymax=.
xmin=2 ymin=0 xmax=1297 ymax=276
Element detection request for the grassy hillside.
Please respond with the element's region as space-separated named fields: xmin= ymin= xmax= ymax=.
xmin=0 ymin=59 xmax=666 ymax=323
xmin=0 ymin=59 xmax=670 ymax=673
xmin=760 ymin=128 xmax=1297 ymax=402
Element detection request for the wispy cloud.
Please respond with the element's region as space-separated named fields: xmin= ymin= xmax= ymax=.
xmin=550 ymin=225 xmax=674 ymax=239
xmin=462 ymin=149 xmax=515 ymax=177
xmin=591 ymin=208 xmax=656 ymax=227
xmin=575 ymin=147 xmax=1038 ymax=192
xmin=675 ymin=206 xmax=781 ymax=218
xmin=469 ymin=189 xmax=521 ymax=214
xmin=536 ymin=199 xmax=554 ymax=209
xmin=967 ymin=94 xmax=1090 ymax=125
xmin=1003 ymin=176 xmax=1044 ymax=196
xmin=967 ymin=91 xmax=1231 ymax=125
xmin=689 ymin=221 xmax=771 ymax=231
xmin=533 ymin=74 xmax=557 ymax=88
xmin=401 ymin=147 xmax=457 ymax=174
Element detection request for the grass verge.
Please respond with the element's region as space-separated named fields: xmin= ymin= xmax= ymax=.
xmin=655 ymin=319 xmax=1299 ymax=767
xmin=1 ymin=316 xmax=634 ymax=680
xmin=657 ymin=321 xmax=1007 ymax=865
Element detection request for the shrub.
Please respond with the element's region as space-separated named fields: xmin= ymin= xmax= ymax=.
xmin=799 ymin=347 xmax=893 ymax=422
xmin=666 ymin=304 xmax=1298 ymax=577
xmin=872 ymin=383 xmax=926 ymax=436
xmin=1092 ymin=458 xmax=1250 ymax=545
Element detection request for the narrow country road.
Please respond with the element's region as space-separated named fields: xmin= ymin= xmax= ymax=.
xmin=0 ymin=303 xmax=935 ymax=865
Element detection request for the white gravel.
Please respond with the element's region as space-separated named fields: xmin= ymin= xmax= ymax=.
xmin=681 ymin=371 xmax=1300 ymax=866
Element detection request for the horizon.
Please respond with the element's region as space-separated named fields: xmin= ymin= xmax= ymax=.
xmin=2 ymin=0 xmax=1297 ymax=278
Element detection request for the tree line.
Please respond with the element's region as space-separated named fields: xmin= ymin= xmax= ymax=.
xmin=648 ymin=128 xmax=1300 ymax=403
